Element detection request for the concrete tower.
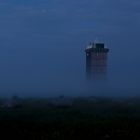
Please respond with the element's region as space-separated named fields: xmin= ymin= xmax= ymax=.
xmin=85 ymin=42 xmax=109 ymax=79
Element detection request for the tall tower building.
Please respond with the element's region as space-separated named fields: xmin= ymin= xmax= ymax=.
xmin=85 ymin=42 xmax=109 ymax=79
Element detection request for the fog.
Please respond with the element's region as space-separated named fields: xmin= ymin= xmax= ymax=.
xmin=0 ymin=0 xmax=140 ymax=97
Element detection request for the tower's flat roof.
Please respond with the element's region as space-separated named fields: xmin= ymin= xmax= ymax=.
xmin=85 ymin=42 xmax=109 ymax=53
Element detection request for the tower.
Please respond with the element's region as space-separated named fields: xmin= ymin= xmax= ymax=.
xmin=85 ymin=42 xmax=109 ymax=79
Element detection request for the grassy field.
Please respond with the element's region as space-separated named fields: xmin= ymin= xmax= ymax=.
xmin=0 ymin=97 xmax=140 ymax=139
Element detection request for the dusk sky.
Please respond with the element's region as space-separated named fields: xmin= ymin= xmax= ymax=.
xmin=0 ymin=0 xmax=140 ymax=97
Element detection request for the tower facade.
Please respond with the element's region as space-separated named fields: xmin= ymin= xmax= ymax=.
xmin=85 ymin=42 xmax=109 ymax=79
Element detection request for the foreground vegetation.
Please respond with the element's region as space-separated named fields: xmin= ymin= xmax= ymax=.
xmin=0 ymin=97 xmax=140 ymax=139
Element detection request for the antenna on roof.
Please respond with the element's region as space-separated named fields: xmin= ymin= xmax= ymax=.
xmin=94 ymin=37 xmax=99 ymax=44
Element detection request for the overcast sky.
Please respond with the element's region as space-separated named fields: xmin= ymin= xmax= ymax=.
xmin=0 ymin=0 xmax=140 ymax=97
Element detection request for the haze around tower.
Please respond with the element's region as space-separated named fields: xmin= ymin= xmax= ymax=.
xmin=0 ymin=0 xmax=140 ymax=97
